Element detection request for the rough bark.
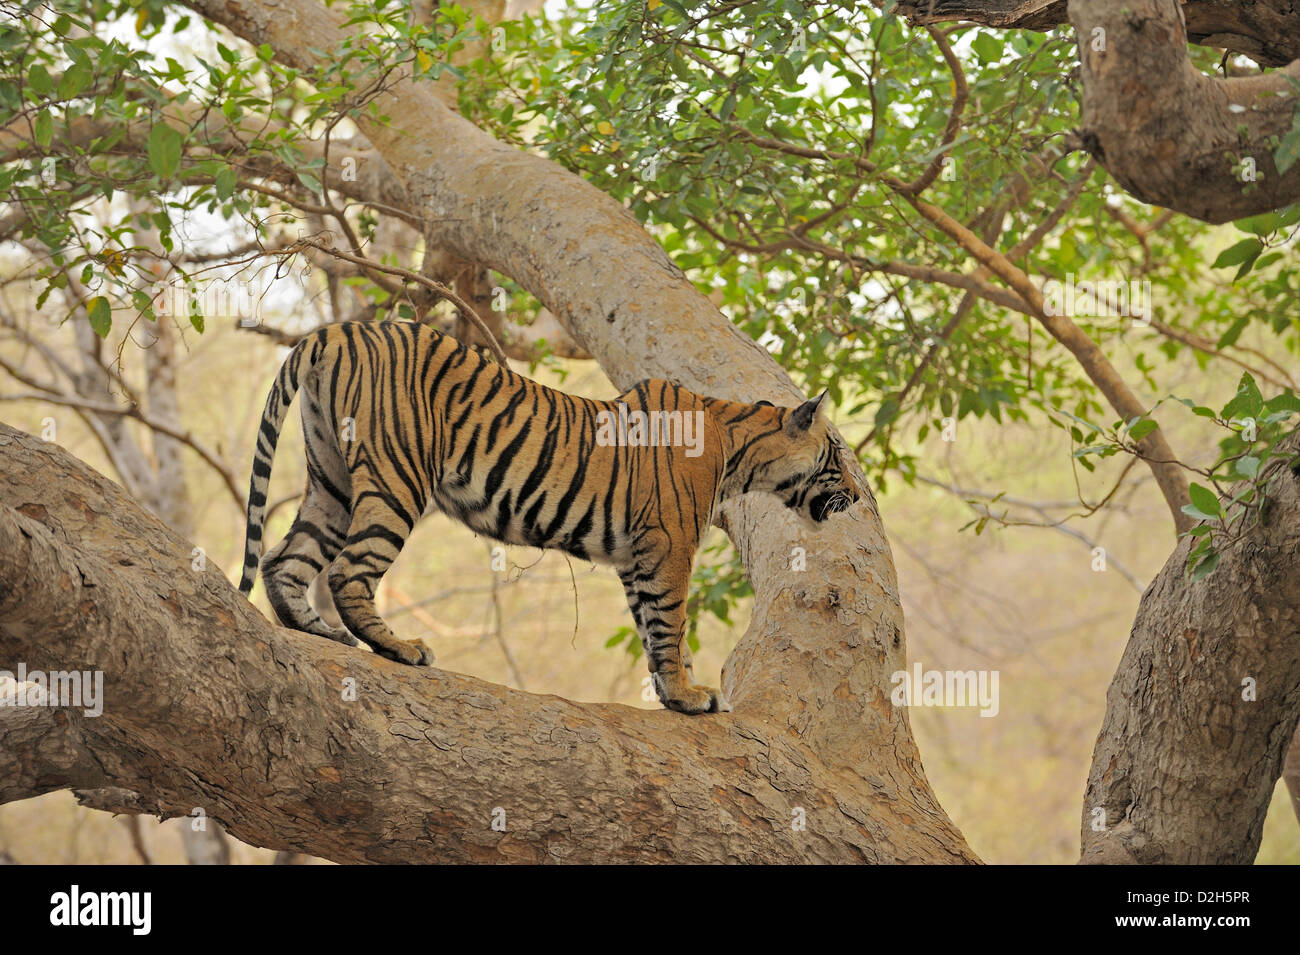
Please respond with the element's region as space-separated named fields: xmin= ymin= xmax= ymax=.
xmin=1285 ymin=731 xmax=1300 ymax=825
xmin=138 ymin=307 xmax=236 ymax=866
xmin=1080 ymin=433 xmax=1300 ymax=863
xmin=0 ymin=425 xmax=973 ymax=864
xmin=896 ymin=0 xmax=1300 ymax=222
xmin=895 ymin=0 xmax=1300 ymax=67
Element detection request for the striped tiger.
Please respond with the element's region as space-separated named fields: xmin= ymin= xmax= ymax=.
xmin=239 ymin=321 xmax=859 ymax=714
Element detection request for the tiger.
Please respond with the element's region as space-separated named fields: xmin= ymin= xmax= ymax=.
xmin=238 ymin=321 xmax=860 ymax=714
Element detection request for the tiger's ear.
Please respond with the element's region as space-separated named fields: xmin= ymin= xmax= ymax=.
xmin=787 ymin=391 xmax=828 ymax=433
xmin=755 ymin=399 xmax=774 ymax=407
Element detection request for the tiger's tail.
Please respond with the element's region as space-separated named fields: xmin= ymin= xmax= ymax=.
xmin=238 ymin=335 xmax=320 ymax=596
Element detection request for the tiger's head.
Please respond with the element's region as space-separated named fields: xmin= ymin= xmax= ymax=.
xmin=752 ymin=393 xmax=860 ymax=523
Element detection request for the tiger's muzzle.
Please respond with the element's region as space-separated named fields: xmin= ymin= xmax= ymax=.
xmin=810 ymin=490 xmax=856 ymax=522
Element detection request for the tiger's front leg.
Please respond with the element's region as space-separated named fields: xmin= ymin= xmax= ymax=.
xmin=618 ymin=557 xmax=731 ymax=715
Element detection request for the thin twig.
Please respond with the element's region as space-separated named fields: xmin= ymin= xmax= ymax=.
xmin=280 ymin=238 xmax=507 ymax=364
xmin=0 ymin=392 xmax=245 ymax=512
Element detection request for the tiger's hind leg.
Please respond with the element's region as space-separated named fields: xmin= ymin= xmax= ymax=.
xmin=260 ymin=475 xmax=357 ymax=647
xmin=328 ymin=493 xmax=432 ymax=667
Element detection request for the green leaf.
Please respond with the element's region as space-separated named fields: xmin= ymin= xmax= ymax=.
xmin=874 ymin=397 xmax=900 ymax=429
xmin=971 ymin=32 xmax=1003 ymax=64
xmin=1190 ymin=549 xmax=1220 ymax=581
xmin=1216 ymin=315 xmax=1249 ymax=350
xmin=1236 ymin=455 xmax=1260 ymax=479
xmin=1211 ymin=237 xmax=1263 ymax=269
xmin=33 ymin=110 xmax=52 ymax=149
xmin=215 ymin=167 xmax=236 ymax=200
xmin=1128 ymin=419 xmax=1158 ymax=441
xmin=147 ymin=123 xmax=183 ymax=180
xmin=1232 ymin=211 xmax=1282 ymax=236
xmin=1188 ymin=482 xmax=1222 ymax=518
xmin=28 ymin=64 xmax=53 ymax=96
xmin=57 ymin=62 xmax=91 ymax=100
xmin=1221 ymin=373 xmax=1264 ymax=420
xmin=1274 ymin=119 xmax=1300 ymax=175
xmin=86 ymin=295 xmax=112 ymax=337
xmin=1265 ymin=392 xmax=1300 ymax=414
xmin=62 ymin=40 xmax=90 ymax=69
xmin=776 ymin=57 xmax=798 ymax=87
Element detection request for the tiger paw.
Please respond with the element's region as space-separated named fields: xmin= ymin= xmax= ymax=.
xmin=658 ymin=678 xmax=732 ymax=715
xmin=375 ymin=638 xmax=434 ymax=667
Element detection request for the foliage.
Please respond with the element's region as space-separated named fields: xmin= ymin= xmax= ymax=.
xmin=1062 ymin=372 xmax=1300 ymax=578
xmin=0 ymin=0 xmax=482 ymax=332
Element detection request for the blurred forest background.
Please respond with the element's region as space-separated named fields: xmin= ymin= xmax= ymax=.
xmin=2 ymin=0 xmax=1299 ymax=862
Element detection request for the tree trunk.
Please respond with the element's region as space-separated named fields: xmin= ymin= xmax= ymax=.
xmin=895 ymin=0 xmax=1300 ymax=222
xmin=894 ymin=0 xmax=1300 ymax=66
xmin=1285 ymin=732 xmax=1300 ymax=825
xmin=1080 ymin=435 xmax=1300 ymax=863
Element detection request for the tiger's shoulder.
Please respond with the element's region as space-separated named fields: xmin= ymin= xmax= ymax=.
xmin=617 ymin=377 xmax=709 ymax=412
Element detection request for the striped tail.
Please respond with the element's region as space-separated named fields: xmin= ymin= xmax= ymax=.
xmin=238 ymin=336 xmax=319 ymax=596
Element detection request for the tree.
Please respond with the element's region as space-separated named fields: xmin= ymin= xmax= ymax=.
xmin=895 ymin=0 xmax=1300 ymax=222
xmin=1 ymin=0 xmax=1298 ymax=862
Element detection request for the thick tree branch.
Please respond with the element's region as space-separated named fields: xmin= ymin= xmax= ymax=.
xmin=894 ymin=0 xmax=1300 ymax=68
xmin=1067 ymin=0 xmax=1300 ymax=222
xmin=895 ymin=0 xmax=1300 ymax=221
xmin=0 ymin=425 xmax=974 ymax=864
xmin=1080 ymin=432 xmax=1300 ymax=862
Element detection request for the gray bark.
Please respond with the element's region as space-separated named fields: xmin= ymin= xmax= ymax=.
xmin=1081 ymin=434 xmax=1300 ymax=863
xmin=896 ymin=0 xmax=1300 ymax=222
xmin=894 ymin=0 xmax=1300 ymax=67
